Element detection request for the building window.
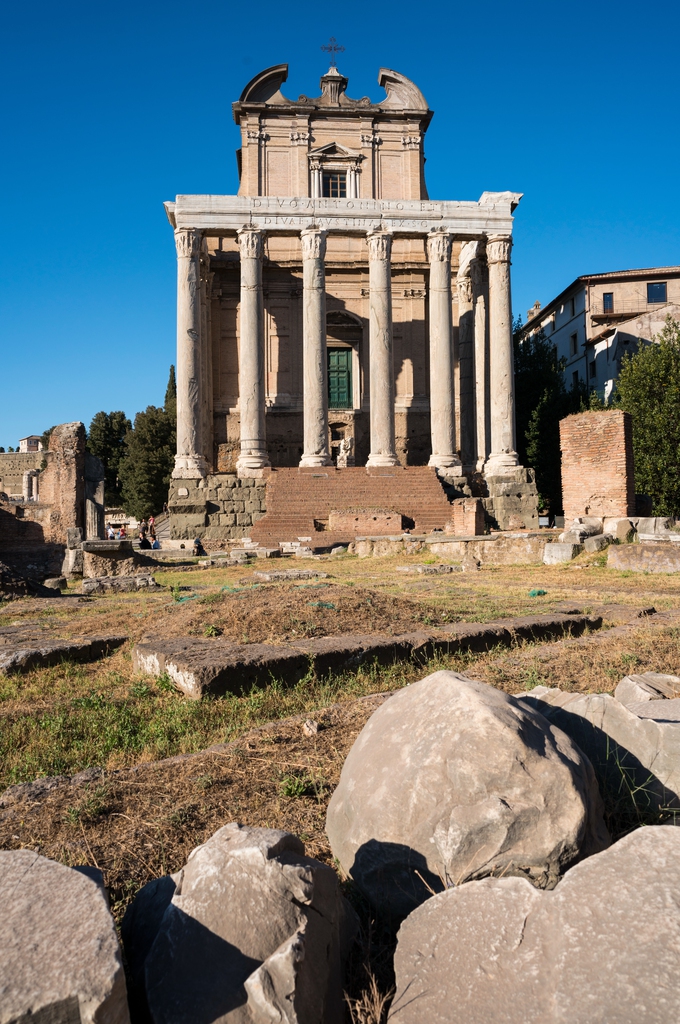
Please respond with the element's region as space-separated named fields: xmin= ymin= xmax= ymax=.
xmin=603 ymin=292 xmax=614 ymax=313
xmin=647 ymin=282 xmax=667 ymax=304
xmin=570 ymin=296 xmax=576 ymax=317
xmin=570 ymin=332 xmax=578 ymax=356
xmin=589 ymin=359 xmax=597 ymax=379
xmin=322 ymin=171 xmax=347 ymax=198
xmin=572 ymin=370 xmax=579 ymax=389
xmin=551 ymin=315 xmax=556 ymax=332
xmin=328 ymin=348 xmax=352 ymax=408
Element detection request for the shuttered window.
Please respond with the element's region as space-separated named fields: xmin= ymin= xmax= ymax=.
xmin=328 ymin=348 xmax=352 ymax=408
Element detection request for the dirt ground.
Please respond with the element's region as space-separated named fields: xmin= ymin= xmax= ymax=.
xmin=2 ymin=550 xmax=680 ymax=1005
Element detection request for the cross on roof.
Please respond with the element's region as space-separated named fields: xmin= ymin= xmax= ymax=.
xmin=321 ymin=36 xmax=345 ymax=68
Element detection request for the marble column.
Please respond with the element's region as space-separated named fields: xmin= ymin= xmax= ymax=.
xmin=484 ymin=235 xmax=519 ymax=475
xmin=236 ymin=228 xmax=270 ymax=476
xmin=173 ymin=228 xmax=207 ymax=479
xmin=428 ymin=231 xmax=460 ymax=469
xmin=199 ymin=243 xmax=214 ymax=473
xmin=299 ymin=228 xmax=332 ymax=467
xmin=366 ymin=231 xmax=399 ymax=467
xmin=471 ymin=251 xmax=489 ymax=471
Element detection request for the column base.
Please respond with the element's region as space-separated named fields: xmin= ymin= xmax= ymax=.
xmin=484 ymin=451 xmax=519 ymax=476
xmin=366 ymin=453 xmax=401 ymax=468
xmin=428 ymin=453 xmax=463 ymax=470
xmin=173 ymin=454 xmax=208 ymax=479
xmin=236 ymin=451 xmax=271 ymax=478
xmin=299 ymin=453 xmax=333 ymax=468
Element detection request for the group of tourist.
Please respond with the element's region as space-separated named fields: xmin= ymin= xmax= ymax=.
xmin=106 ymin=524 xmax=127 ymax=540
xmin=138 ymin=517 xmax=160 ymax=550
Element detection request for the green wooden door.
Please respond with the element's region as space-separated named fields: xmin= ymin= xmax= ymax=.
xmin=328 ymin=348 xmax=352 ymax=409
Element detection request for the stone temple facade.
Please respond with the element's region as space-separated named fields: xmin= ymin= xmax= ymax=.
xmin=166 ymin=63 xmax=538 ymax=543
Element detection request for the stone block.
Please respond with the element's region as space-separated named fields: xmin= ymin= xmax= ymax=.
xmin=44 ymin=576 xmax=67 ymax=590
xmin=637 ymin=516 xmax=673 ymax=535
xmin=127 ymin=824 xmax=357 ymax=1024
xmin=608 ymin=543 xmax=680 ymax=573
xmin=66 ymin=527 xmax=83 ymax=549
xmin=0 ymin=850 xmax=130 ymax=1024
xmin=0 ymin=635 xmax=127 ymax=674
xmin=584 ymin=535 xmax=610 ymax=553
xmin=62 ymin=547 xmax=84 ymax=576
xmin=219 ymin=513 xmax=236 ymax=526
xmin=391 ymin=828 xmax=680 ymax=1024
xmin=236 ymin=513 xmax=250 ymax=526
xmin=132 ymin=638 xmax=309 ymax=699
xmin=616 ymin=672 xmax=680 ymax=707
xmin=543 ymin=542 xmax=582 ymax=564
xmin=326 ymin=671 xmax=608 ymax=918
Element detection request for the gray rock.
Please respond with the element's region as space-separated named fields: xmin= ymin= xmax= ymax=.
xmin=82 ymin=573 xmax=160 ymax=595
xmin=66 ymin=526 xmax=83 ymax=549
xmin=615 ymin=518 xmax=636 ymax=542
xmin=616 ymin=671 xmax=680 ymax=706
xmin=129 ymin=823 xmax=357 ymax=1024
xmin=0 ymin=634 xmax=127 ymax=674
xmin=638 ymin=516 xmax=673 ymax=535
xmin=543 ymin=542 xmax=582 ymax=564
xmin=0 ymin=850 xmax=130 ymax=1024
xmin=518 ymin=688 xmax=680 ymax=812
xmin=44 ymin=576 xmax=68 ymax=590
xmin=62 ymin=547 xmax=84 ymax=576
xmin=391 ymin=826 xmax=680 ymax=1024
xmin=584 ymin=534 xmax=609 ymax=553
xmin=326 ymin=671 xmax=609 ymax=918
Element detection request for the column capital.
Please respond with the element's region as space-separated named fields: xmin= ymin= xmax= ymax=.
xmin=237 ymin=228 xmax=265 ymax=261
xmin=300 ymin=227 xmax=328 ymax=261
xmin=486 ymin=235 xmax=512 ymax=265
xmin=174 ymin=228 xmax=202 ymax=259
xmin=367 ymin=230 xmax=392 ymax=261
xmin=427 ymin=231 xmax=452 ymax=263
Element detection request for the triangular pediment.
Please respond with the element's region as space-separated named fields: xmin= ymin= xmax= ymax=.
xmin=309 ymin=142 xmax=361 ymax=159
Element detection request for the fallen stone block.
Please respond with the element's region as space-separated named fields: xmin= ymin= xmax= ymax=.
xmin=616 ymin=671 xmax=680 ymax=707
xmin=0 ymin=560 xmax=56 ymax=600
xmin=0 ymin=634 xmax=128 ymax=674
xmin=82 ymin=573 xmax=160 ymax=595
xmin=133 ymin=638 xmax=310 ymax=698
xmin=391 ymin=827 xmax=680 ymax=1024
xmin=124 ymin=824 xmax=357 ymax=1024
xmin=326 ymin=671 xmax=609 ymax=918
xmin=44 ymin=576 xmax=68 ymax=590
xmin=0 ymin=849 xmax=130 ymax=1024
xmin=395 ymin=563 xmax=461 ymax=574
xmin=608 ymin=542 xmax=680 ymax=573
xmin=251 ymin=569 xmax=329 ymax=582
xmin=254 ymin=547 xmax=281 ymax=558
xmin=518 ymin=688 xmax=680 ymax=811
xmin=584 ymin=534 xmax=610 ymax=553
xmin=543 ymin=542 xmax=583 ymax=564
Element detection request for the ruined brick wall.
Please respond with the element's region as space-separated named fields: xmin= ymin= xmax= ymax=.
xmin=559 ymin=410 xmax=636 ymax=522
xmin=0 ymin=453 xmax=43 ymax=498
xmin=446 ymin=498 xmax=486 ymax=536
xmin=38 ymin=422 xmax=86 ymax=543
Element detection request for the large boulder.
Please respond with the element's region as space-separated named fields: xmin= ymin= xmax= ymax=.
xmin=325 ymin=671 xmax=609 ymax=918
xmin=123 ymin=823 xmax=357 ymax=1024
xmin=391 ymin=826 xmax=680 ymax=1024
xmin=519 ymin=686 xmax=680 ymax=813
xmin=0 ymin=850 xmax=130 ymax=1024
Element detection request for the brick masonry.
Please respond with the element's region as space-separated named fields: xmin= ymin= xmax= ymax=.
xmin=446 ymin=498 xmax=486 ymax=536
xmin=560 ymin=410 xmax=636 ymax=522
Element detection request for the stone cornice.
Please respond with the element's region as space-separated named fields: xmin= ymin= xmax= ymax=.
xmin=167 ymin=192 xmax=520 ymax=239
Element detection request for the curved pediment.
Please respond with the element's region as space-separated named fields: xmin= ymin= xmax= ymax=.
xmin=239 ymin=64 xmax=290 ymax=104
xmin=378 ymin=68 xmax=429 ymax=112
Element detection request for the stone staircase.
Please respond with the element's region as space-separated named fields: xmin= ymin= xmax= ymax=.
xmin=249 ymin=467 xmax=455 ymax=549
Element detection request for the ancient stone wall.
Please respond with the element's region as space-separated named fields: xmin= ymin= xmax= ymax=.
xmin=38 ymin=422 xmax=87 ymax=543
xmin=0 ymin=452 xmax=43 ymax=498
xmin=560 ymin=410 xmax=636 ymax=522
xmin=169 ymin=475 xmax=267 ymax=542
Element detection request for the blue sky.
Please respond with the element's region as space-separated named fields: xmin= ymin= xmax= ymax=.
xmin=1 ymin=0 xmax=678 ymax=447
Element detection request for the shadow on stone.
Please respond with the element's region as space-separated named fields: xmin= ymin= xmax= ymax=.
xmin=351 ymin=840 xmax=445 ymax=921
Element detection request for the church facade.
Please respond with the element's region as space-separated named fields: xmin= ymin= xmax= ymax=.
xmin=165 ymin=63 xmax=538 ymax=542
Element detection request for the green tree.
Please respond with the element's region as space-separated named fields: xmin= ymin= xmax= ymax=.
xmin=87 ymin=411 xmax=132 ymax=505
xmin=118 ymin=366 xmax=177 ymax=519
xmin=514 ymin=321 xmax=588 ymax=513
xmin=615 ymin=316 xmax=680 ymax=515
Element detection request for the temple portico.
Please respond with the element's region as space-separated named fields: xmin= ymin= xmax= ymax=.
xmin=166 ymin=63 xmax=538 ymax=539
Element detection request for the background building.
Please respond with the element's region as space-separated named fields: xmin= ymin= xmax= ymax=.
xmin=521 ymin=267 xmax=680 ymax=399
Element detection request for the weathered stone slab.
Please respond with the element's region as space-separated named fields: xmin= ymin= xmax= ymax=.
xmin=133 ymin=638 xmax=309 ymax=699
xmin=293 ymin=634 xmax=419 ymax=676
xmin=616 ymin=671 xmax=680 ymax=706
xmin=250 ymin=569 xmax=329 ymax=582
xmin=543 ymin=542 xmax=582 ymax=563
xmin=82 ymin=574 xmax=160 ymax=595
xmin=0 ymin=849 xmax=130 ymax=1024
xmin=608 ymin=542 xmax=680 ymax=572
xmin=0 ymin=560 xmax=55 ymax=599
xmin=0 ymin=634 xmax=128 ymax=674
xmin=44 ymin=576 xmax=68 ymax=590
xmin=326 ymin=671 xmax=609 ymax=918
xmin=395 ymin=563 xmax=461 ymax=574
xmin=391 ymin=827 xmax=680 ymax=1024
xmin=584 ymin=534 xmax=610 ymax=552
xmin=125 ymin=823 xmax=357 ymax=1024
xmin=518 ymin=688 xmax=680 ymax=810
